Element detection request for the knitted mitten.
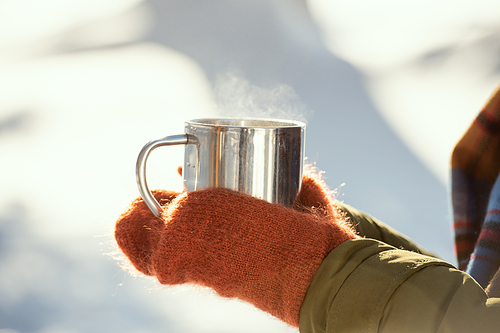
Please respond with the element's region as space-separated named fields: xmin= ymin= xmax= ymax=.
xmin=115 ymin=172 xmax=358 ymax=327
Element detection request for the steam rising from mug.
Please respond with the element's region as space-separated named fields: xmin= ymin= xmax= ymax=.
xmin=212 ymin=72 xmax=311 ymax=122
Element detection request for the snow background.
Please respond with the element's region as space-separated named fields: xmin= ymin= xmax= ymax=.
xmin=1 ymin=0 xmax=500 ymax=332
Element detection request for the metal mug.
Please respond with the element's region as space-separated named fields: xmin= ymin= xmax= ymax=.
xmin=136 ymin=118 xmax=306 ymax=216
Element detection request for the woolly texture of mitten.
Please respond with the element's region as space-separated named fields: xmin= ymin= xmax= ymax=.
xmin=115 ymin=174 xmax=358 ymax=327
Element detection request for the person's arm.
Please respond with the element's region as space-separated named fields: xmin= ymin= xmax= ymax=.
xmin=300 ymin=238 xmax=500 ymax=333
xmin=336 ymin=201 xmax=437 ymax=257
xmin=117 ymin=171 xmax=497 ymax=332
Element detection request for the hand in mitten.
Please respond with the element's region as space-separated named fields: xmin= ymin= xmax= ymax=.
xmin=115 ymin=172 xmax=359 ymax=327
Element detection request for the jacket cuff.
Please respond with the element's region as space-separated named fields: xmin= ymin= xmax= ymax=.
xmin=335 ymin=201 xmax=437 ymax=257
xmin=299 ymin=238 xmax=453 ymax=333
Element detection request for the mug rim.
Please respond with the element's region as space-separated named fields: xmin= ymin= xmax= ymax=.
xmin=185 ymin=117 xmax=305 ymax=129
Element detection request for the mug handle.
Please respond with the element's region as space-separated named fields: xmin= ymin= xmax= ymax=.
xmin=136 ymin=134 xmax=198 ymax=217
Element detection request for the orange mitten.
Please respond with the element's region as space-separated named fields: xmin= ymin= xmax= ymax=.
xmin=115 ymin=172 xmax=358 ymax=327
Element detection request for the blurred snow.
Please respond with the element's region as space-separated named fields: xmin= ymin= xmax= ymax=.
xmin=307 ymin=0 xmax=500 ymax=182
xmin=1 ymin=0 xmax=499 ymax=332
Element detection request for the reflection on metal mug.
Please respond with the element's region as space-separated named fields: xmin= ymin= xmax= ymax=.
xmin=136 ymin=118 xmax=306 ymax=216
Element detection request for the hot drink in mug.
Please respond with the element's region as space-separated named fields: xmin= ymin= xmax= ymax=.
xmin=136 ymin=118 xmax=305 ymax=216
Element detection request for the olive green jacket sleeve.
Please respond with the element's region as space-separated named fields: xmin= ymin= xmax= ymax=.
xmin=336 ymin=201 xmax=436 ymax=257
xmin=299 ymin=239 xmax=500 ymax=333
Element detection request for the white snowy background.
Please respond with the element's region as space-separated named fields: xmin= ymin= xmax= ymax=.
xmin=1 ymin=0 xmax=500 ymax=332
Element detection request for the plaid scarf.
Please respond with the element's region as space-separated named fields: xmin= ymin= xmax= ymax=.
xmin=452 ymin=83 xmax=500 ymax=288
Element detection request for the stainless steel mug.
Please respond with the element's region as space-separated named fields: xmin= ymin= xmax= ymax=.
xmin=136 ymin=118 xmax=305 ymax=216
